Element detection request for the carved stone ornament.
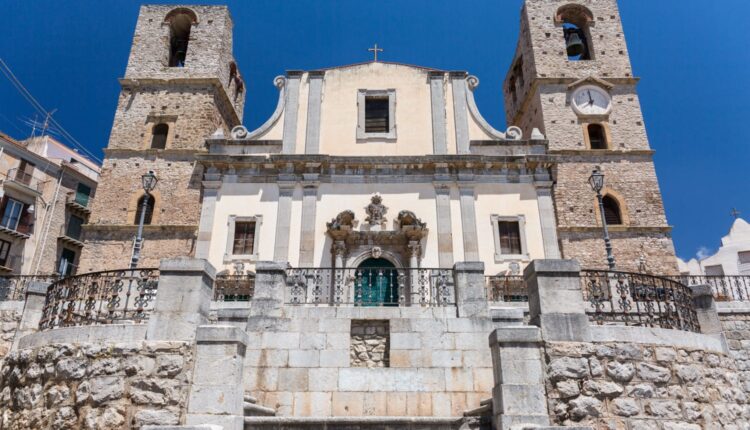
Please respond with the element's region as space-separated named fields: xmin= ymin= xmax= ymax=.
xmin=505 ymin=126 xmax=523 ymax=141
xmin=231 ymin=125 xmax=249 ymax=139
xmin=371 ymin=247 xmax=383 ymax=259
xmin=327 ymin=210 xmax=356 ymax=231
xmin=508 ymin=262 xmax=521 ymax=276
xmin=365 ymin=194 xmax=387 ymax=226
xmin=397 ymin=210 xmax=427 ymax=230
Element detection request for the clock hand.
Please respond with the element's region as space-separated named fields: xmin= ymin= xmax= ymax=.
xmin=588 ymin=91 xmax=594 ymax=105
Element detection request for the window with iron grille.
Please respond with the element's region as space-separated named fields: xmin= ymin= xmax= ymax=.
xmin=602 ymin=195 xmax=622 ymax=225
xmin=233 ymin=221 xmax=256 ymax=255
xmin=365 ymin=97 xmax=389 ymax=133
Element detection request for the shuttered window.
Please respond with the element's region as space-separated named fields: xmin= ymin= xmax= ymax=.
xmin=365 ymin=97 xmax=389 ymax=133
xmin=498 ymin=221 xmax=523 ymax=255
xmin=233 ymin=221 xmax=256 ymax=255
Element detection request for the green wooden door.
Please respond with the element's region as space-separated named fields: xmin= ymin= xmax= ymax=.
xmin=356 ymin=258 xmax=397 ymax=306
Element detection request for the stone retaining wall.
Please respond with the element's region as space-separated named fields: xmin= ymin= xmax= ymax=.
xmin=720 ymin=310 xmax=750 ymax=394
xmin=0 ymin=340 xmax=194 ymax=429
xmin=544 ymin=341 xmax=749 ymax=429
xmin=246 ymin=307 xmax=496 ymax=417
xmin=0 ymin=302 xmax=22 ymax=360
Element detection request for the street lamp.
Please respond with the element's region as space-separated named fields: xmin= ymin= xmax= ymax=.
xmin=588 ymin=166 xmax=616 ymax=270
xmin=130 ymin=171 xmax=158 ymax=269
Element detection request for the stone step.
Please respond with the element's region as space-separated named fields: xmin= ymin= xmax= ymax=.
xmin=244 ymin=401 xmax=276 ymax=417
xmin=244 ymin=393 xmax=258 ymax=404
xmin=463 ymin=402 xmax=491 ymax=417
xmin=244 ymin=416 xmax=465 ymax=430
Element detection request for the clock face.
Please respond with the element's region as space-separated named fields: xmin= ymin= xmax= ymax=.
xmin=572 ymin=86 xmax=612 ymax=116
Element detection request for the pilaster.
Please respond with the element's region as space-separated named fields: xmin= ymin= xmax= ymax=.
xmin=429 ymin=71 xmax=448 ymax=155
xmin=458 ymin=179 xmax=479 ymax=261
xmin=195 ymin=171 xmax=222 ymax=259
xmin=453 ymin=261 xmax=488 ymax=318
xmin=433 ymin=181 xmax=454 ymax=268
xmin=304 ymin=71 xmax=324 ymax=154
xmin=534 ymin=180 xmax=561 ymax=259
xmin=282 ymin=71 xmax=302 ymax=154
xmin=273 ymin=181 xmax=296 ymax=262
xmin=450 ymin=72 xmax=470 ymax=154
xmin=298 ymin=175 xmax=319 ymax=266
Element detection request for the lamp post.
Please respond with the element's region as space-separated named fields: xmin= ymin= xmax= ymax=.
xmin=130 ymin=171 xmax=158 ymax=269
xmin=588 ymin=166 xmax=616 ymax=270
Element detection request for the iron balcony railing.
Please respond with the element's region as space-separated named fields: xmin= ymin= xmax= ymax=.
xmin=39 ymin=268 xmax=159 ymax=330
xmin=0 ymin=275 xmax=60 ymax=301
xmin=669 ymin=275 xmax=750 ymax=302
xmin=581 ymin=270 xmax=700 ymax=333
xmin=286 ymin=267 xmax=454 ymax=307
xmin=485 ymin=276 xmax=527 ymax=302
xmin=214 ymin=274 xmax=255 ymax=301
xmin=6 ymin=168 xmax=43 ymax=193
xmin=66 ymin=191 xmax=92 ymax=211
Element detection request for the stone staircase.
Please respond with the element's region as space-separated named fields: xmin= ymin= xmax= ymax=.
xmin=242 ymin=393 xmax=490 ymax=430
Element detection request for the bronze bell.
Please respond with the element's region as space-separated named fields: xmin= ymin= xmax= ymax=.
xmin=565 ymin=29 xmax=586 ymax=57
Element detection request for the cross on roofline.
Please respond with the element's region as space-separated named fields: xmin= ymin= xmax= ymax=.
xmin=731 ymin=208 xmax=741 ymax=219
xmin=368 ymin=44 xmax=383 ymax=62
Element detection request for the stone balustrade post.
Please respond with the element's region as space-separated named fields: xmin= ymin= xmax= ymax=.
xmin=246 ymin=261 xmax=289 ymax=331
xmin=453 ymin=261 xmax=488 ymax=318
xmin=11 ymin=281 xmax=49 ymax=350
xmin=488 ymin=327 xmax=550 ymax=430
xmin=691 ymin=284 xmax=724 ymax=335
xmin=185 ymin=325 xmax=249 ymax=430
xmin=524 ymin=259 xmax=591 ymax=342
xmin=146 ymin=258 xmax=215 ymax=341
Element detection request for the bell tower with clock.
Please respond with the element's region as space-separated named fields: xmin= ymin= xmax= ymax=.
xmin=504 ymin=0 xmax=678 ymax=273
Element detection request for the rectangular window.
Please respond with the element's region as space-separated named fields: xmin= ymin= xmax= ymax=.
xmin=58 ymin=248 xmax=76 ymax=276
xmin=365 ymin=97 xmax=389 ymax=133
xmin=739 ymin=251 xmax=750 ymax=275
xmin=232 ymin=221 xmax=256 ymax=255
xmin=0 ymin=240 xmax=11 ymax=267
xmin=0 ymin=198 xmax=25 ymax=231
xmin=75 ymin=183 xmax=92 ymax=207
xmin=66 ymin=215 xmax=84 ymax=241
xmin=498 ymin=221 xmax=523 ymax=255
xmin=705 ymin=265 xmax=725 ymax=276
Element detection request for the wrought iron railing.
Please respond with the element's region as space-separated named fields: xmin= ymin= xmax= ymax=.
xmin=286 ymin=267 xmax=454 ymax=306
xmin=581 ymin=270 xmax=700 ymax=333
xmin=0 ymin=275 xmax=59 ymax=301
xmin=214 ymin=274 xmax=255 ymax=301
xmin=39 ymin=268 xmax=159 ymax=330
xmin=669 ymin=275 xmax=750 ymax=302
xmin=485 ymin=276 xmax=527 ymax=302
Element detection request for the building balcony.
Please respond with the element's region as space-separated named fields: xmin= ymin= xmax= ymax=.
xmin=0 ymin=220 xmax=32 ymax=239
xmin=3 ymin=168 xmax=44 ymax=196
xmin=58 ymin=223 xmax=84 ymax=247
xmin=65 ymin=191 xmax=92 ymax=214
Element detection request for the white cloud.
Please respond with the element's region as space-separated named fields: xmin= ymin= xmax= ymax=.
xmin=696 ymin=246 xmax=713 ymax=260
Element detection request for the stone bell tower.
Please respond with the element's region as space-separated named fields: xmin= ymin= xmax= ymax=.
xmin=504 ymin=0 xmax=678 ymax=273
xmin=79 ymin=5 xmax=245 ymax=272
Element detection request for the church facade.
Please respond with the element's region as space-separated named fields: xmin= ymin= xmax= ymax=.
xmin=80 ymin=0 xmax=678 ymax=278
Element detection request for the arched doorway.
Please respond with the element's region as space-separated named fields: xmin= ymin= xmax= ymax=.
xmin=355 ymin=258 xmax=398 ymax=306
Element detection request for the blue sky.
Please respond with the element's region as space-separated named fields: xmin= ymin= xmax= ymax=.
xmin=0 ymin=0 xmax=748 ymax=261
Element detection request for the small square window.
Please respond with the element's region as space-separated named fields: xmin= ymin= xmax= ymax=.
xmin=0 ymin=239 xmax=11 ymax=267
xmin=357 ymin=89 xmax=396 ymax=140
xmin=705 ymin=265 xmax=724 ymax=276
xmin=224 ymin=215 xmax=262 ymax=263
xmin=233 ymin=221 xmax=256 ymax=255
xmin=365 ymin=97 xmax=389 ymax=133
xmin=491 ymin=215 xmax=529 ymax=262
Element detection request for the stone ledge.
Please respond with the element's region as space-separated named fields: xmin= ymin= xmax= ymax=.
xmin=256 ymin=261 xmax=290 ymax=273
xmin=716 ymin=301 xmax=750 ymax=314
xmin=195 ymin=325 xmax=249 ymax=346
xmin=490 ymin=326 xmax=542 ymax=346
xmin=160 ymin=257 xmax=216 ymax=279
xmin=18 ymin=324 xmax=148 ymax=349
xmin=453 ymin=261 xmax=484 ymax=272
xmin=0 ymin=300 xmax=25 ymax=312
xmin=589 ymin=325 xmax=726 ymax=354
xmin=523 ymin=259 xmax=580 ymax=276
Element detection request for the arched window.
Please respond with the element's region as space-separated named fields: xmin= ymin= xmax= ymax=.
xmin=135 ymin=194 xmax=155 ymax=225
xmin=151 ymin=123 xmax=169 ymax=149
xmin=602 ymin=195 xmax=622 ymax=225
xmin=587 ymin=124 xmax=607 ymax=149
xmin=556 ymin=5 xmax=594 ymax=61
xmin=167 ymin=10 xmax=196 ymax=67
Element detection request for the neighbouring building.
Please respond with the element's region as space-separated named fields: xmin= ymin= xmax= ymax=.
xmin=0 ymin=132 xmax=99 ymax=277
xmin=678 ymin=217 xmax=750 ymax=276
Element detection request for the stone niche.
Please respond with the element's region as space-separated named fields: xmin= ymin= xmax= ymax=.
xmin=350 ymin=320 xmax=390 ymax=368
